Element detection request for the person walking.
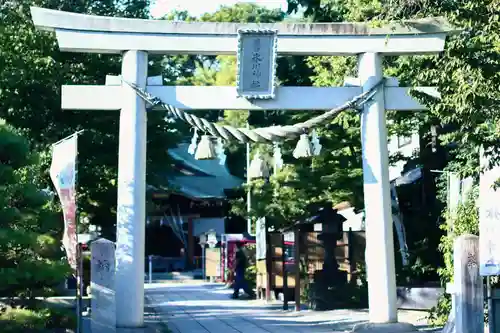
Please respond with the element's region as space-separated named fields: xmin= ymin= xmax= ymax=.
xmin=231 ymin=242 xmax=255 ymax=299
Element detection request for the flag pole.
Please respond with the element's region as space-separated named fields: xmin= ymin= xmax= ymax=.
xmin=74 ymin=130 xmax=84 ymax=333
xmin=51 ymin=129 xmax=85 ymax=147
xmin=51 ymin=130 xmax=85 ymax=333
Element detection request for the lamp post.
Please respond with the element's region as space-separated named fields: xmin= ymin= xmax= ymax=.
xmin=199 ymin=233 xmax=207 ymax=281
xmin=246 ymin=123 xmax=252 ymax=235
xmin=207 ymin=230 xmax=217 ymax=248
xmin=148 ymin=255 xmax=153 ymax=284
xmin=206 ymin=230 xmax=218 ymax=282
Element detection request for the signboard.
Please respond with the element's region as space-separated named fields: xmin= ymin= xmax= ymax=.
xmin=50 ymin=134 xmax=79 ymax=270
xmin=255 ymin=217 xmax=267 ymax=260
xmin=236 ymin=29 xmax=278 ymax=99
xmin=479 ymin=148 xmax=500 ymax=276
xmin=205 ymin=248 xmax=221 ymax=277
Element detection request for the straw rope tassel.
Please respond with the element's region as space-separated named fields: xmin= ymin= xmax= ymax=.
xmin=188 ymin=128 xmax=199 ymax=155
xmin=293 ymin=133 xmax=313 ymax=159
xmin=195 ymin=135 xmax=216 ymax=160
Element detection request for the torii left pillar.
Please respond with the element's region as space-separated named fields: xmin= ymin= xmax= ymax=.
xmin=115 ymin=50 xmax=148 ymax=327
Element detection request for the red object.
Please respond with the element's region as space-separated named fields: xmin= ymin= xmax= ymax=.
xmin=220 ymin=239 xmax=257 ymax=282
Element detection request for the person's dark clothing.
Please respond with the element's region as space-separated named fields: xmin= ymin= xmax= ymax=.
xmin=235 ymin=246 xmax=247 ymax=271
xmin=232 ymin=246 xmax=254 ymax=299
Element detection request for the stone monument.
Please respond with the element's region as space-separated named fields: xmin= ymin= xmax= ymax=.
xmin=91 ymin=238 xmax=116 ymax=332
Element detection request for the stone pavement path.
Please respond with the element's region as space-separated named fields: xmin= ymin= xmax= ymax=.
xmin=145 ymin=282 xmax=441 ymax=333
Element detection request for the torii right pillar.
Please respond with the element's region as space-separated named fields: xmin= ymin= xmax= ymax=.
xmin=353 ymin=53 xmax=417 ymax=333
xmin=360 ymin=52 xmax=397 ymax=321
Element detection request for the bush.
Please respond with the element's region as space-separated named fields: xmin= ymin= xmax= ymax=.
xmin=0 ymin=307 xmax=46 ymax=332
xmin=0 ymin=306 xmax=75 ymax=332
xmin=244 ymin=243 xmax=257 ymax=290
xmin=428 ymin=187 xmax=479 ymax=326
xmin=245 ymin=264 xmax=257 ymax=291
xmin=44 ymin=307 xmax=76 ymax=329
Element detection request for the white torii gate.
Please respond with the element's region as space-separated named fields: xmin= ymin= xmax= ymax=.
xmin=31 ymin=7 xmax=454 ymax=330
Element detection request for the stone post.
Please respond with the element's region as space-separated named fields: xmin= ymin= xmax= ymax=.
xmin=91 ymin=238 xmax=116 ymax=333
xmin=454 ymin=234 xmax=483 ymax=333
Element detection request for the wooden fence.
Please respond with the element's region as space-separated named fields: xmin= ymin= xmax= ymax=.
xmin=256 ymin=230 xmax=366 ymax=299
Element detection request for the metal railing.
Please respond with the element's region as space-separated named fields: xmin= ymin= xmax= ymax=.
xmin=146 ymin=255 xmax=185 ymax=273
xmin=145 ymin=255 xmax=204 ymax=283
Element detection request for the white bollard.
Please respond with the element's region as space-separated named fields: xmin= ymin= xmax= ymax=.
xmin=202 ymin=246 xmax=206 ymax=281
xmin=443 ymin=282 xmax=456 ymax=333
xmin=148 ymin=255 xmax=153 ymax=284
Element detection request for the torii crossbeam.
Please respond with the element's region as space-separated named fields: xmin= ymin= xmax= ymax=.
xmin=30 ymin=6 xmax=456 ymax=331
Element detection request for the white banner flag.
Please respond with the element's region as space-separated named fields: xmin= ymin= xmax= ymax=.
xmin=50 ymin=134 xmax=78 ymax=270
xmin=479 ymin=147 xmax=500 ymax=276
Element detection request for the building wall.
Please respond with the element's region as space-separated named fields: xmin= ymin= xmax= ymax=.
xmin=388 ymin=132 xmax=420 ymax=181
xmin=339 ymin=207 xmax=364 ymax=231
xmin=343 ymin=131 xmax=420 ymax=232
xmin=192 ymin=217 xmax=225 ymax=236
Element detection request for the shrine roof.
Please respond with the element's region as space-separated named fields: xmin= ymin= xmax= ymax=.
xmin=165 ymin=143 xmax=243 ymax=199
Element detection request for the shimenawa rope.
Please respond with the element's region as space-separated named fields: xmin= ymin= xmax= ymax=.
xmin=122 ymin=79 xmax=384 ymax=144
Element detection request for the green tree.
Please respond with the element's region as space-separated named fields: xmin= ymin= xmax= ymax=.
xmin=0 ymin=1 xmax=182 ymax=239
xmin=384 ymin=0 xmax=499 ymax=177
xmin=429 ymin=188 xmax=479 ymax=325
xmin=0 ymin=122 xmax=69 ymax=300
xmin=200 ymin=3 xmax=285 ymax=22
xmin=287 ymin=0 xmax=500 ymax=175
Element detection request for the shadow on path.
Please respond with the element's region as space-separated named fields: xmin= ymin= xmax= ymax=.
xmin=146 ymin=282 xmax=440 ymax=333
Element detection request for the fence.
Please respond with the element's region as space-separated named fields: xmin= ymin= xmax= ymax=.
xmin=146 ymin=256 xmax=185 ymax=273
xmin=302 ymin=230 xmax=366 ymax=282
xmin=256 ymin=229 xmax=366 ymax=306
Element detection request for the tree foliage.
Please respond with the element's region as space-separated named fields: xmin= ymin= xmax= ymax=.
xmin=200 ymin=3 xmax=285 ymax=22
xmin=184 ymin=4 xmax=366 ymax=228
xmin=288 ymin=0 xmax=500 ymax=175
xmin=429 ymin=187 xmax=480 ymax=325
xmin=0 ymin=123 xmax=69 ymax=299
xmin=0 ymin=0 xmax=182 ymax=238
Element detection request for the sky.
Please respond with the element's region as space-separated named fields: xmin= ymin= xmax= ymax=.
xmin=150 ymin=0 xmax=288 ymax=18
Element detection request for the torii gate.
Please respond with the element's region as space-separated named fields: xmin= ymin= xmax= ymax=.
xmin=31 ymin=7 xmax=454 ymax=331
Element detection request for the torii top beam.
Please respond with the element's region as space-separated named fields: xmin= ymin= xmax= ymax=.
xmin=30 ymin=7 xmax=457 ymax=56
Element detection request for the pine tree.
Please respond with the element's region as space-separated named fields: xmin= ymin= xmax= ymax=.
xmin=0 ymin=123 xmax=69 ymax=300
